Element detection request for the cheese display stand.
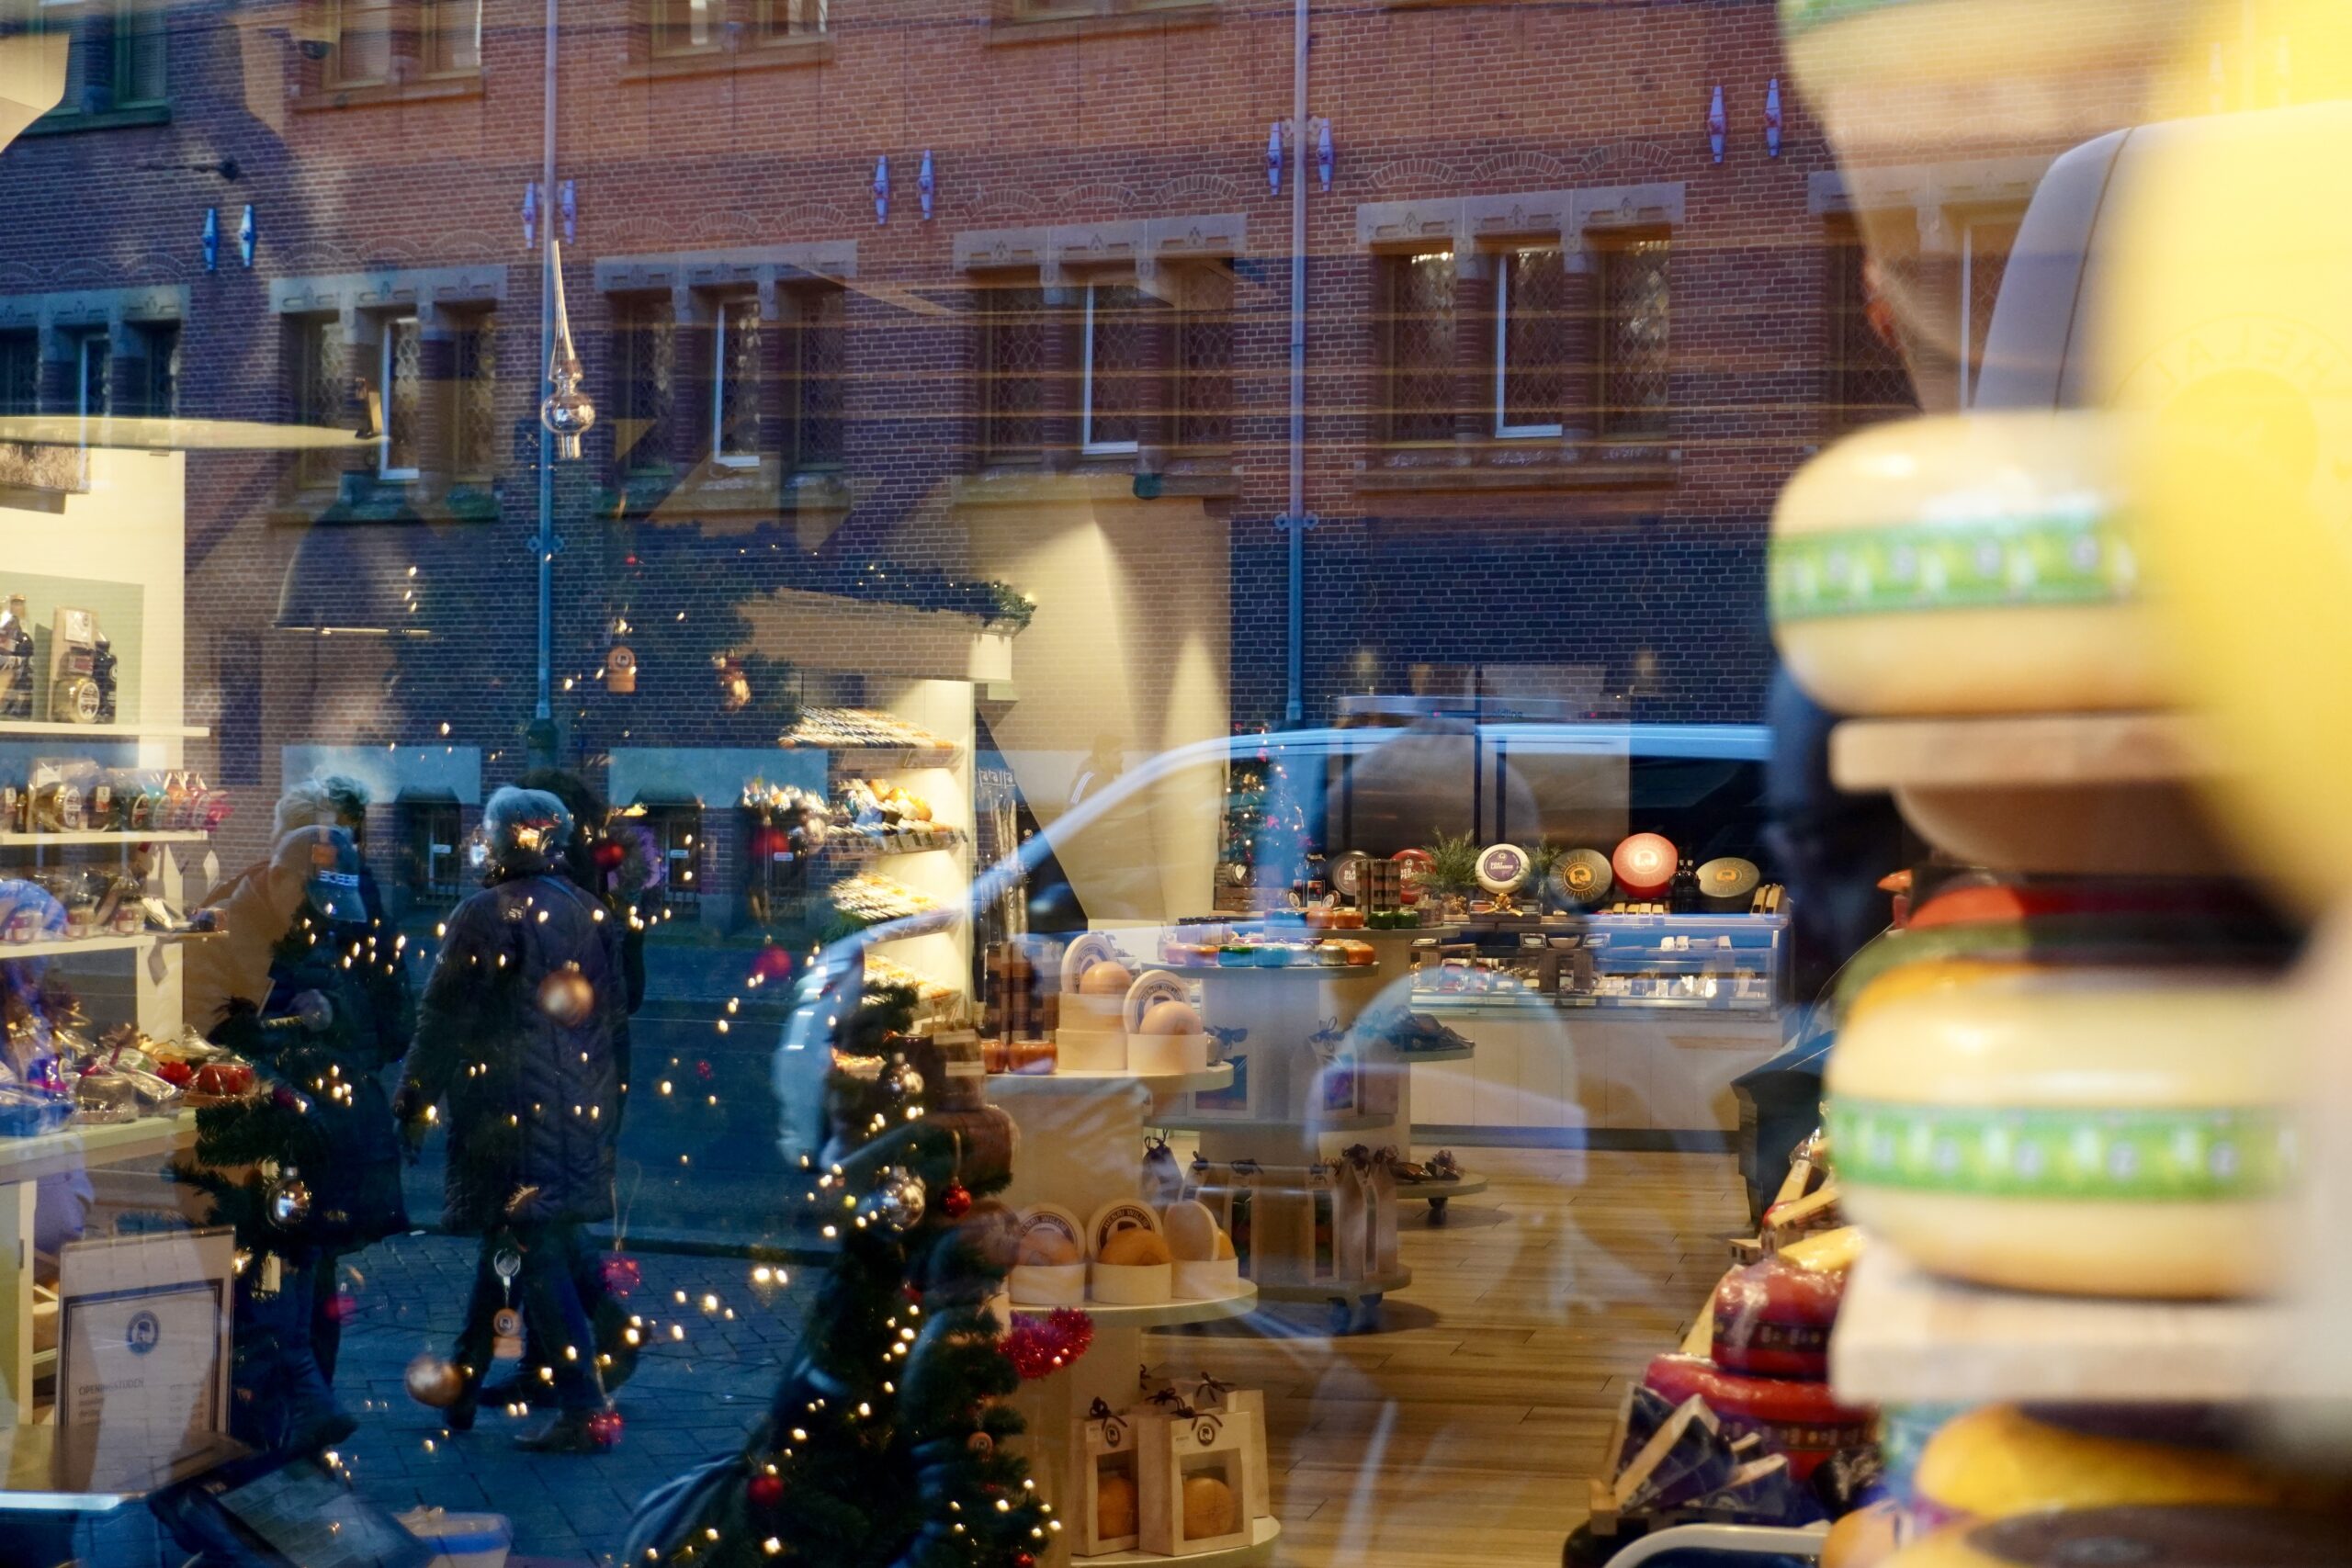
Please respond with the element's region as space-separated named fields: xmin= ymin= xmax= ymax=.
xmin=0 ymin=451 xmax=223 ymax=1427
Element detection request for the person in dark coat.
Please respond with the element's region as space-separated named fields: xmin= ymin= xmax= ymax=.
xmin=394 ymin=787 xmax=625 ymax=1451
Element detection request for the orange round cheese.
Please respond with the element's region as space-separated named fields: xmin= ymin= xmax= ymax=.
xmin=1097 ymin=1229 xmax=1171 ymax=1267
xmin=1095 ymin=1472 xmax=1138 ymax=1540
xmin=1182 ymin=1475 xmax=1238 ymax=1540
xmin=1138 ymin=999 xmax=1203 ymax=1036
xmin=1078 ymin=961 xmax=1135 ymax=997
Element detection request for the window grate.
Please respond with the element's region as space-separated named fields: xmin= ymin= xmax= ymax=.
xmin=382 ymin=316 xmax=422 ymax=477
xmin=1599 ymin=236 xmax=1669 ymax=440
xmin=454 ymin=317 xmax=498 ymax=479
xmin=1081 ymin=282 xmax=1150 ymax=453
xmin=982 ymin=286 xmax=1051 ymax=463
xmin=1383 ymin=250 xmax=1454 ymax=446
xmin=1827 ymin=234 xmax=1914 ymax=430
xmin=0 ymin=333 xmax=36 ymax=418
xmin=1176 ymin=265 xmax=1235 ymax=452
xmin=295 ymin=318 xmax=348 ymax=489
xmin=715 ymin=298 xmax=763 ymax=465
xmin=1497 ymin=246 xmax=1570 ymax=438
xmin=794 ymin=289 xmax=845 ymax=469
xmin=615 ymin=296 xmax=676 ymax=474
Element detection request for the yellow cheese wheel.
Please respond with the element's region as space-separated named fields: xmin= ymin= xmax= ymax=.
xmin=1017 ymin=1232 xmax=1080 ymax=1268
xmin=1137 ymin=999 xmax=1203 ymax=1036
xmin=2095 ymin=77 xmax=2352 ymax=913
xmin=1095 ymin=1472 xmax=1138 ymax=1540
xmin=1769 ymin=412 xmax=2165 ymax=717
xmin=1078 ymin=961 xmax=1135 ymax=998
xmin=1775 ymin=1224 xmax=1864 ymax=1276
xmin=1214 ymin=1231 xmax=1235 ymax=1261
xmin=1182 ymin=1475 xmax=1238 ymax=1540
xmin=1098 ymin=1229 xmax=1171 ymax=1267
xmin=1882 ymin=1509 xmax=2341 ymax=1568
xmin=1917 ymin=1406 xmax=2302 ymax=1522
xmin=1162 ymin=1201 xmax=1224 ymax=1263
xmin=1827 ymin=963 xmax=2291 ymax=1298
xmin=1820 ymin=1500 xmax=1903 ymax=1568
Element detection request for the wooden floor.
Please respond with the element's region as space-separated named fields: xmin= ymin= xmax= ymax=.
xmin=1144 ymin=1147 xmax=1749 ymax=1568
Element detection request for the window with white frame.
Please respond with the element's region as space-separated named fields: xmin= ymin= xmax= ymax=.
xmin=1494 ymin=245 xmax=1570 ymax=439
xmin=380 ymin=314 xmax=422 ymax=479
xmin=713 ymin=296 xmax=763 ymax=467
xmin=1080 ymin=280 xmax=1148 ymax=455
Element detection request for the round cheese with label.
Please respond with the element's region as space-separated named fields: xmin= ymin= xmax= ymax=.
xmin=1097 ymin=1229 xmax=1172 ymax=1267
xmin=1914 ymin=1406 xmax=2304 ymax=1524
xmin=1826 ymin=962 xmax=2293 ymax=1299
xmin=1641 ymin=1353 xmax=1871 ymax=1482
xmin=1883 ymin=1506 xmax=2336 ymax=1568
xmin=1770 ymin=412 xmax=2164 ymax=717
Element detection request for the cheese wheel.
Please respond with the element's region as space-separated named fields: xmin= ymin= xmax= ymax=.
xmin=1078 ymin=961 xmax=1135 ymax=998
xmin=1098 ymin=1229 xmax=1171 ymax=1267
xmin=1828 ymin=962 xmax=2293 ymax=1299
xmin=1820 ymin=1500 xmax=1903 ymax=1568
xmin=1182 ymin=1475 xmax=1238 ymax=1540
xmin=1096 ymin=1472 xmax=1138 ymax=1540
xmin=1710 ymin=1256 xmax=1846 ymax=1379
xmin=1611 ymin=835 xmax=1678 ymax=899
xmin=1770 ymin=412 xmax=2164 ymax=716
xmin=1883 ymin=1507 xmax=2337 ymax=1568
xmin=1061 ymin=933 xmax=1125 ymax=993
xmin=1137 ymin=999 xmax=1203 ymax=1036
xmin=1162 ymin=1200 xmax=1223 ymax=1262
xmin=1914 ymin=1405 xmax=2304 ymax=1524
xmin=1640 ymin=1354 xmax=1870 ymax=1482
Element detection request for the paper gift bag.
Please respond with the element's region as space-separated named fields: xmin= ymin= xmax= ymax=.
xmin=1242 ymin=1162 xmax=1337 ymax=1286
xmin=1185 ymin=1027 xmax=1263 ymax=1122
xmin=1178 ymin=1376 xmax=1270 ymax=1521
xmin=1136 ymin=1393 xmax=1261 ymax=1555
xmin=1069 ymin=1399 xmax=1143 ymax=1556
xmin=1332 ymin=1148 xmax=1399 ymax=1280
xmin=1292 ymin=1017 xmax=1363 ymax=1119
xmin=1181 ymin=1158 xmax=1266 ymax=1281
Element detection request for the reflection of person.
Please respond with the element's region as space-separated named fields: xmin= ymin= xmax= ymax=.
xmin=395 ymin=787 xmax=626 ymax=1451
xmin=1067 ymin=733 xmax=1125 ymax=809
xmin=189 ymin=820 xmax=411 ymax=1452
xmin=1730 ymin=672 xmax=1915 ymax=1222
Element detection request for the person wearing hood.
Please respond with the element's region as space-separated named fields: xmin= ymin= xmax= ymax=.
xmin=393 ymin=786 xmax=627 ymax=1451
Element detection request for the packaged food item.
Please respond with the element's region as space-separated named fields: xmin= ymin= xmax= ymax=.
xmin=1640 ymin=1352 xmax=1871 ymax=1482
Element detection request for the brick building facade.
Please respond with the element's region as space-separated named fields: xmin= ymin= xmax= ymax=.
xmin=0 ymin=0 xmax=2007 ymax=906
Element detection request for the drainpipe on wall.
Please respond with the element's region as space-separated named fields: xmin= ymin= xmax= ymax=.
xmin=529 ymin=0 xmax=560 ymax=768
xmin=1280 ymin=0 xmax=1310 ymax=728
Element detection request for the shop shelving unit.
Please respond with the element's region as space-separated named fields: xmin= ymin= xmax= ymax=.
xmin=0 ymin=449 xmax=210 ymax=1425
xmin=987 ymin=1062 xmax=1277 ymax=1568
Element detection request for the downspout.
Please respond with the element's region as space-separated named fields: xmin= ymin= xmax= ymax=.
xmin=1281 ymin=0 xmax=1308 ymax=728
xmin=532 ymin=0 xmax=559 ymax=762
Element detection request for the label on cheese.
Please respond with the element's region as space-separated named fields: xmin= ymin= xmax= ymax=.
xmin=1769 ymin=510 xmax=2135 ymax=625
xmin=1828 ymin=1100 xmax=2294 ymax=1201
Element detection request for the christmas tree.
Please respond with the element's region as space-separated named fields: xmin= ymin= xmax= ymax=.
xmin=639 ymin=983 xmax=1058 ymax=1568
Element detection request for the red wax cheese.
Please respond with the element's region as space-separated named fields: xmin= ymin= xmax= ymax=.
xmin=1642 ymin=1354 xmax=1870 ymax=1481
xmin=1612 ymin=834 xmax=1678 ymax=899
xmin=1710 ymin=1257 xmax=1847 ymax=1379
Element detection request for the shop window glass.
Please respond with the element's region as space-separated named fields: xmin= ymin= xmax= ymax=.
xmin=756 ymin=0 xmax=826 ymax=39
xmin=126 ymin=321 xmax=178 ymax=418
xmin=47 ymin=0 xmax=167 ymax=118
xmin=613 ymin=294 xmax=675 ymax=474
xmin=713 ymin=297 xmax=763 ymax=467
xmin=329 ymin=0 xmax=394 ymax=86
xmin=1381 ymin=248 xmax=1454 ymax=445
xmin=451 ymin=313 xmax=499 ymax=480
xmin=1598 ymin=231 xmax=1669 ymax=440
xmin=380 ymin=314 xmax=422 ymax=479
xmin=1495 ymin=244 xmax=1569 ymax=438
xmin=1080 ymin=281 xmax=1148 ymax=455
xmin=424 ymin=0 xmax=482 ymax=73
xmin=291 ymin=314 xmax=348 ymax=488
xmin=651 ymin=0 xmax=718 ymax=55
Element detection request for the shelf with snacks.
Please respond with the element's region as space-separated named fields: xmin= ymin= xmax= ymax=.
xmin=0 ymin=722 xmax=209 ymax=741
xmin=1826 ymin=1247 xmax=2289 ymax=1408
xmin=0 ymin=829 xmax=211 ymax=847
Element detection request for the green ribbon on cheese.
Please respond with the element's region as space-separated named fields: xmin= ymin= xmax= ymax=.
xmin=1768 ymin=509 xmax=2136 ymax=625
xmin=1827 ymin=1099 xmax=2294 ymax=1201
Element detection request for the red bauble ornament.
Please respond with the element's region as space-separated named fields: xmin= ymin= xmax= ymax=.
xmin=1015 ymin=1555 xmax=1035 ymax=1568
xmin=325 ymin=1289 xmax=359 ymax=1324
xmin=586 ymin=1408 xmax=625 ymax=1447
xmin=594 ymin=838 xmax=628 ymax=872
xmin=941 ymin=1181 xmax=973 ymax=1219
xmin=748 ymin=1472 xmax=785 ymax=1508
xmin=752 ymin=943 xmax=795 ymax=982
xmin=1003 ymin=1308 xmax=1095 ymax=1380
xmin=902 ymin=1282 xmax=923 ymax=1304
xmin=600 ymin=1254 xmax=642 ymax=1298
xmin=695 ymin=1059 xmax=716 ymax=1082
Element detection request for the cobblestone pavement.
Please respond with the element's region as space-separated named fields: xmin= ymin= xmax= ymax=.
xmin=84 ymin=1233 xmax=817 ymax=1568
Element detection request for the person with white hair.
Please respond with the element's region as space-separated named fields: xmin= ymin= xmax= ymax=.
xmin=394 ymin=786 xmax=627 ymax=1450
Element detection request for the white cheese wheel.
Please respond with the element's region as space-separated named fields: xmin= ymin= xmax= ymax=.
xmin=1826 ymin=961 xmax=2292 ymax=1299
xmin=1770 ymin=412 xmax=2167 ymax=716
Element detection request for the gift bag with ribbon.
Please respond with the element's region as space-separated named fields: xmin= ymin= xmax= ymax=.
xmin=1069 ymin=1397 xmax=1143 ymax=1557
xmin=1136 ymin=1386 xmax=1260 ymax=1556
xmin=1181 ymin=1157 xmax=1265 ymax=1280
xmin=1182 ymin=1373 xmax=1270 ymax=1521
xmin=1294 ymin=1017 xmax=1363 ymax=1119
xmin=1332 ymin=1145 xmax=1400 ymax=1280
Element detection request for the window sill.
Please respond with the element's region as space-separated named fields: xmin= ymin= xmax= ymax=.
xmin=271 ymin=477 xmax=500 ymax=525
xmin=292 ymin=74 xmax=485 ymax=112
xmin=600 ymin=462 xmax=850 ymax=519
xmin=952 ymin=459 xmax=1238 ymax=506
xmin=22 ymin=104 xmax=171 ymax=136
xmin=987 ymin=0 xmax=1219 ymax=46
xmin=1354 ymin=444 xmax=1680 ymax=494
xmin=623 ymin=35 xmax=834 ymax=82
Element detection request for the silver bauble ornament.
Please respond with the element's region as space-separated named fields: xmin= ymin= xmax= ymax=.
xmin=870 ymin=1166 xmax=926 ymax=1233
xmin=267 ymin=1173 xmax=312 ymax=1228
xmin=537 ymin=967 xmax=595 ymax=1026
xmin=884 ymin=1059 xmax=925 ymax=1100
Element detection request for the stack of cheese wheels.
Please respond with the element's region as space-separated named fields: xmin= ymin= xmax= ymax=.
xmin=1770 ymin=412 xmax=2161 ymax=716
xmin=1826 ymin=954 xmax=2293 ymax=1299
xmin=1641 ymin=1350 xmax=1871 ymax=1483
xmin=1709 ymin=1224 xmax=1860 ymax=1380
